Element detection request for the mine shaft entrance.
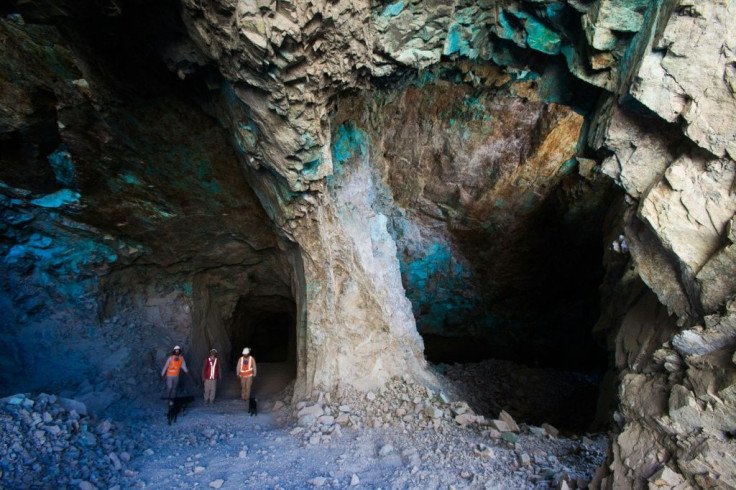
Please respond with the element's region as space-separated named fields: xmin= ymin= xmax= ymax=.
xmin=410 ymin=177 xmax=621 ymax=434
xmin=228 ymin=295 xmax=297 ymax=398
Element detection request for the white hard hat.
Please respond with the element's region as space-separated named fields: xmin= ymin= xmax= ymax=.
xmin=242 ymin=347 xmax=250 ymax=355
xmin=173 ymin=345 xmax=181 ymax=350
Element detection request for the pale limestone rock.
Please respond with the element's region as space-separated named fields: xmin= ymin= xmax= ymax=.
xmin=453 ymin=413 xmax=476 ymax=427
xmin=541 ymin=423 xmax=559 ymax=438
xmin=473 ymin=444 xmax=494 ymax=459
xmin=517 ymin=452 xmax=531 ymax=466
xmin=629 ymin=1 xmax=736 ymax=158
xmin=498 ymin=410 xmax=520 ymax=433
xmin=668 ymin=385 xmax=702 ymax=429
xmin=640 ymin=156 xmax=736 ymax=273
xmin=490 ymin=419 xmax=510 ymax=433
xmin=671 ymin=312 xmax=736 ymax=358
xmin=697 ymin=219 xmax=736 ymax=312
xmin=297 ymin=404 xmax=324 ymax=419
xmin=598 ymin=107 xmax=675 ymax=200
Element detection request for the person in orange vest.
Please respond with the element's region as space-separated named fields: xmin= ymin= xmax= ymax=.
xmin=202 ymin=348 xmax=222 ymax=404
xmin=161 ymin=345 xmax=189 ymax=399
xmin=236 ymin=347 xmax=257 ymax=401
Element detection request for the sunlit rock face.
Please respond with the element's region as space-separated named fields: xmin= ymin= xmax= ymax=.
xmin=2 ymin=0 xmax=736 ymax=486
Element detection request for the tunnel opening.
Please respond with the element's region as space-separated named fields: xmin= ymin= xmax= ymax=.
xmin=414 ymin=174 xmax=621 ymax=433
xmin=228 ymin=295 xmax=297 ymax=398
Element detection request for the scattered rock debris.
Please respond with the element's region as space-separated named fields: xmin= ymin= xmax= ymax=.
xmin=0 ymin=372 xmax=607 ymax=489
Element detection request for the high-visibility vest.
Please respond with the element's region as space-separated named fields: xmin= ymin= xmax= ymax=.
xmin=238 ymin=356 xmax=254 ymax=377
xmin=166 ymin=356 xmax=183 ymax=376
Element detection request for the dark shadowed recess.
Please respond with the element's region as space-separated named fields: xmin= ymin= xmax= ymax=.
xmin=230 ymin=295 xmax=297 ymax=370
xmin=425 ymin=174 xmax=621 ymax=432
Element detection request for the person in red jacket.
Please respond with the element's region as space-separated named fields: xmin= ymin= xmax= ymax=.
xmin=202 ymin=348 xmax=222 ymax=404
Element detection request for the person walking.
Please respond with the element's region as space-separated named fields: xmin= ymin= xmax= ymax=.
xmin=202 ymin=349 xmax=222 ymax=404
xmin=236 ymin=347 xmax=257 ymax=402
xmin=161 ymin=345 xmax=189 ymax=399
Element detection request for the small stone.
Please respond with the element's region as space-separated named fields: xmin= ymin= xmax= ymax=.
xmin=4 ymin=394 xmax=25 ymax=405
xmin=542 ymin=423 xmax=559 ymax=437
xmin=209 ymin=479 xmax=224 ymax=489
xmin=424 ymin=406 xmax=443 ymax=419
xmin=379 ymin=444 xmax=395 ymax=456
xmin=78 ymin=482 xmax=97 ymax=490
xmin=490 ymin=420 xmax=510 ymax=432
xmin=474 ymin=444 xmax=494 ymax=459
xmin=309 ymin=476 xmax=327 ymax=487
xmin=498 ymin=410 xmax=520 ymax=432
xmin=529 ymin=426 xmax=546 ymax=438
xmin=350 ymin=474 xmax=360 ymax=486
xmin=486 ymin=428 xmax=502 ymax=439
xmin=96 ymin=420 xmax=112 ymax=435
xmin=238 ymin=450 xmax=247 ymax=458
xmin=501 ymin=432 xmax=518 ymax=444
xmin=298 ymin=405 xmax=324 ymax=419
xmin=194 ymin=466 xmax=206 ymax=474
xmin=366 ymin=392 xmax=376 ymax=401
xmin=454 ymin=413 xmax=476 ymax=426
xmin=109 ymin=452 xmax=122 ymax=471
xmin=453 ymin=402 xmax=470 ymax=415
xmin=649 ymin=466 xmax=685 ymax=486
xmin=517 ymin=453 xmax=531 ymax=466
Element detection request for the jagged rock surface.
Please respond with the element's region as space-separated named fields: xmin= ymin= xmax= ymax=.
xmin=1 ymin=0 xmax=736 ymax=487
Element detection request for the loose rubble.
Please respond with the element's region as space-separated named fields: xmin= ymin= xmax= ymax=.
xmin=0 ymin=370 xmax=608 ymax=489
xmin=0 ymin=393 xmax=139 ymax=489
xmin=442 ymin=359 xmax=603 ymax=432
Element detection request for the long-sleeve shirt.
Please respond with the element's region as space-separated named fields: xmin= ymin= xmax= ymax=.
xmin=161 ymin=355 xmax=188 ymax=376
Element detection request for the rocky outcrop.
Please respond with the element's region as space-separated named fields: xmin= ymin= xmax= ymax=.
xmin=586 ymin=1 xmax=736 ymax=488
xmin=2 ymin=0 xmax=735 ymax=487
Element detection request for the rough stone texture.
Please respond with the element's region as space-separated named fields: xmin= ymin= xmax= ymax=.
xmin=586 ymin=0 xmax=736 ymax=488
xmin=627 ymin=1 xmax=736 ymax=159
xmin=2 ymin=1 xmax=736 ymax=487
xmin=0 ymin=16 xmax=292 ymax=398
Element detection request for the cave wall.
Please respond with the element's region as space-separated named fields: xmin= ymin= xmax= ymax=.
xmin=0 ymin=14 xmax=295 ymax=413
xmin=585 ymin=1 xmax=736 ymax=487
xmin=171 ymin=0 xmax=736 ymax=486
xmin=2 ymin=0 xmax=736 ymax=486
xmin=329 ymin=72 xmax=617 ymax=368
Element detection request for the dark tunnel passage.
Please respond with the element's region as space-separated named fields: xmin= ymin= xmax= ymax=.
xmin=411 ymin=175 xmax=622 ymax=433
xmin=229 ymin=295 xmax=298 ymax=397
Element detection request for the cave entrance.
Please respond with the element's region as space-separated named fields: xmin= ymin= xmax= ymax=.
xmin=410 ymin=176 xmax=622 ymax=434
xmin=229 ymin=295 xmax=297 ymax=397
